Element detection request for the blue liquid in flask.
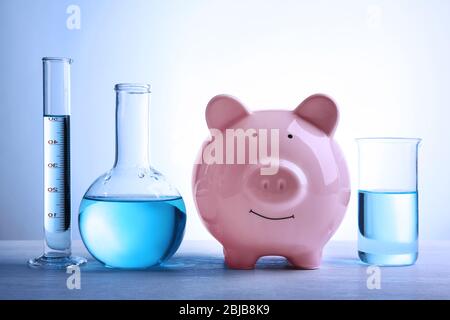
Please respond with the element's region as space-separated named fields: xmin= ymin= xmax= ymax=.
xmin=79 ymin=196 xmax=186 ymax=269
xmin=358 ymin=190 xmax=418 ymax=266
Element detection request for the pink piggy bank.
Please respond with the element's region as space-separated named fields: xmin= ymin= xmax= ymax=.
xmin=192 ymin=94 xmax=350 ymax=269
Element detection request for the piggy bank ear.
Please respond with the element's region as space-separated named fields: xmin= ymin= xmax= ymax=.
xmin=294 ymin=94 xmax=339 ymax=136
xmin=206 ymin=95 xmax=249 ymax=130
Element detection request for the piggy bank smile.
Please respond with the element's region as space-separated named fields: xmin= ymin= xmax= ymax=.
xmin=249 ymin=209 xmax=295 ymax=221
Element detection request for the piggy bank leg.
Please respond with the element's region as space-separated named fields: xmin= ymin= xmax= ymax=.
xmin=287 ymin=250 xmax=322 ymax=270
xmin=223 ymin=248 xmax=258 ymax=270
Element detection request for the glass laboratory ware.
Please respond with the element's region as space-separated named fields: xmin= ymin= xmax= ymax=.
xmin=357 ymin=138 xmax=421 ymax=266
xmin=79 ymin=83 xmax=186 ymax=269
xmin=28 ymin=57 xmax=86 ymax=269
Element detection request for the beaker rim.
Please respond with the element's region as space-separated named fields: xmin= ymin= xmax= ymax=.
xmin=115 ymin=83 xmax=151 ymax=93
xmin=356 ymin=137 xmax=422 ymax=144
xmin=42 ymin=57 xmax=73 ymax=63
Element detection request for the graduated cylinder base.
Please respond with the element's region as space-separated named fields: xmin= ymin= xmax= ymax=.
xmin=28 ymin=253 xmax=86 ymax=269
xmin=28 ymin=229 xmax=87 ymax=269
xmin=358 ymin=251 xmax=417 ymax=266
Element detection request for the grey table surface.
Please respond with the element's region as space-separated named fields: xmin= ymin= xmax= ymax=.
xmin=0 ymin=240 xmax=449 ymax=300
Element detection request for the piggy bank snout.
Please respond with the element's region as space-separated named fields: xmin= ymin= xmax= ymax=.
xmin=246 ymin=162 xmax=304 ymax=203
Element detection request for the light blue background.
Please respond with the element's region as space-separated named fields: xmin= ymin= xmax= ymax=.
xmin=0 ymin=0 xmax=449 ymax=241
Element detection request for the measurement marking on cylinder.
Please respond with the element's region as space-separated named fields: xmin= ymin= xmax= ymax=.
xmin=44 ymin=115 xmax=71 ymax=232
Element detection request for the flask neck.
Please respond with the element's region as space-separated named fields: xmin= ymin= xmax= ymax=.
xmin=113 ymin=84 xmax=151 ymax=168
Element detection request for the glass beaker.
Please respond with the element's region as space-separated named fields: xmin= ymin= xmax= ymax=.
xmin=78 ymin=83 xmax=186 ymax=269
xmin=357 ymin=138 xmax=421 ymax=266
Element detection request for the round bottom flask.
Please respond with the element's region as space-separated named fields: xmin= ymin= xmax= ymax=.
xmin=79 ymin=84 xmax=186 ymax=269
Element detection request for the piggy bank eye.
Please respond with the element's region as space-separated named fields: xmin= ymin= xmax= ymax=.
xmin=288 ymin=134 xmax=293 ymax=139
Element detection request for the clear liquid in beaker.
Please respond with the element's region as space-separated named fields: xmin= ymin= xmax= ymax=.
xmin=358 ymin=190 xmax=418 ymax=266
xmin=79 ymin=196 xmax=186 ymax=268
